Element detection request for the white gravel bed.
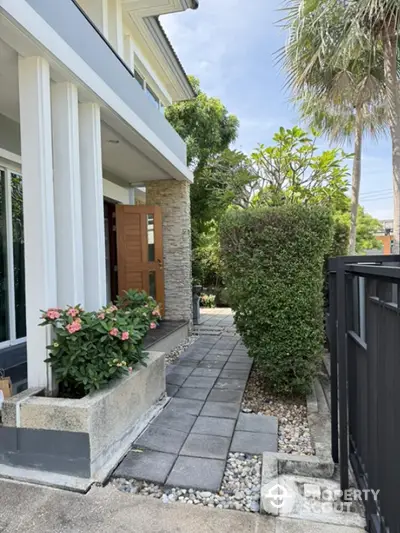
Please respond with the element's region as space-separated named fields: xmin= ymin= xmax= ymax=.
xmin=113 ymin=453 xmax=261 ymax=513
xmin=242 ymin=368 xmax=314 ymax=456
xmin=164 ymin=335 xmax=199 ymax=366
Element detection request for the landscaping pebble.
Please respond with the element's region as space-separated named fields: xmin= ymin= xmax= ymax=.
xmin=241 ymin=367 xmax=314 ymax=455
xmin=113 ymin=452 xmax=262 ymax=513
xmin=165 ymin=335 xmax=199 ymax=366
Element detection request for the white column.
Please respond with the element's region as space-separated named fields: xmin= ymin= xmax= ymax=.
xmin=81 ymin=0 xmax=109 ymax=38
xmin=18 ymin=56 xmax=57 ymax=389
xmin=108 ymin=0 xmax=124 ymax=56
xmin=124 ymin=35 xmax=135 ymax=72
xmin=79 ymin=102 xmax=107 ymax=310
xmin=51 ymin=82 xmax=85 ymax=308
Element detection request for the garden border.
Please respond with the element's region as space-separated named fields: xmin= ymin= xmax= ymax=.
xmin=0 ymin=351 xmax=166 ymax=491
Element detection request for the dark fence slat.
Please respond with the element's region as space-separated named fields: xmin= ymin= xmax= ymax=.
xmin=328 ymin=255 xmax=400 ymax=533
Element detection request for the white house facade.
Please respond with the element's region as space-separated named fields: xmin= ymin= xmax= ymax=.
xmin=0 ymin=0 xmax=196 ymax=391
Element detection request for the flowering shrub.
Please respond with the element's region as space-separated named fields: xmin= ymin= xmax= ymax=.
xmin=200 ymin=294 xmax=216 ymax=308
xmin=40 ymin=291 xmax=161 ymax=397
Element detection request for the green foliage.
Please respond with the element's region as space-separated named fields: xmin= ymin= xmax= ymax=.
xmin=335 ymin=202 xmax=383 ymax=253
xmin=250 ymin=126 xmax=350 ymax=210
xmin=192 ymin=221 xmax=222 ymax=287
xmin=166 ymin=78 xmax=239 ymax=249
xmin=200 ymin=294 xmax=216 ymax=308
xmin=165 ymin=76 xmax=239 ymax=173
xmin=220 ymin=205 xmax=333 ymax=396
xmin=330 ymin=220 xmax=350 ymax=257
xmin=40 ymin=292 xmax=161 ymax=397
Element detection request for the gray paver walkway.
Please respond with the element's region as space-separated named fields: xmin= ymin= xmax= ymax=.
xmin=114 ymin=335 xmax=278 ymax=491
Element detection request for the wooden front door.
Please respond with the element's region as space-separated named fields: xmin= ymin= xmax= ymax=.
xmin=116 ymin=205 xmax=164 ymax=311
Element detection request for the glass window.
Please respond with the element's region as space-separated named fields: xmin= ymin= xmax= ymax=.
xmin=0 ymin=170 xmax=9 ymax=342
xmin=134 ymin=69 xmax=145 ymax=90
xmin=11 ymin=173 xmax=26 ymax=338
xmin=146 ymin=86 xmax=160 ymax=109
xmin=148 ymin=271 xmax=156 ymax=299
xmin=147 ymin=214 xmax=155 ymax=262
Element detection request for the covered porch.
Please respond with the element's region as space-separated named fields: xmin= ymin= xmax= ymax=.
xmin=0 ymin=31 xmax=192 ymax=392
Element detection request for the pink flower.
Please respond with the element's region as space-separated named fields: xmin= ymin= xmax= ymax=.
xmin=152 ymin=309 xmax=160 ymax=316
xmin=67 ymin=308 xmax=79 ymax=317
xmin=66 ymin=320 xmax=81 ymax=334
xmin=150 ymin=322 xmax=157 ymax=330
xmin=109 ymin=327 xmax=119 ymax=337
xmin=128 ymin=367 xmax=133 ymax=373
xmin=97 ymin=312 xmax=105 ymax=320
xmin=121 ymin=331 xmax=129 ymax=341
xmin=47 ymin=310 xmax=60 ymax=320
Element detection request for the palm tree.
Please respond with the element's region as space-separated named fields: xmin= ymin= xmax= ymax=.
xmin=283 ymin=0 xmax=400 ymax=252
xmin=298 ymin=93 xmax=387 ymax=253
xmin=282 ymin=0 xmax=387 ymax=254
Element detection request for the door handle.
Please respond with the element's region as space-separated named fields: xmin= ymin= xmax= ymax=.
xmin=157 ymin=259 xmax=163 ymax=269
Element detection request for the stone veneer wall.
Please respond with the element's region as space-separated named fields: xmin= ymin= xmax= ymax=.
xmin=146 ymin=180 xmax=192 ymax=323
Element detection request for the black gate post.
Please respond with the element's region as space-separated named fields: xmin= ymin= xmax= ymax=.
xmin=329 ymin=263 xmax=339 ymax=464
xmin=337 ymin=260 xmax=349 ymax=493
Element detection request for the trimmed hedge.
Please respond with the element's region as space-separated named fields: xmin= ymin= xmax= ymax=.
xmin=220 ymin=205 xmax=333 ymax=396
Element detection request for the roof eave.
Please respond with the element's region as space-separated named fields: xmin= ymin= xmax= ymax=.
xmin=144 ymin=17 xmax=196 ymax=100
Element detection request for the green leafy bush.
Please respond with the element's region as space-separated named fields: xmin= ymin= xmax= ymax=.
xmin=220 ymin=205 xmax=333 ymax=396
xmin=200 ymin=294 xmax=216 ymax=308
xmin=40 ymin=291 xmax=161 ymax=397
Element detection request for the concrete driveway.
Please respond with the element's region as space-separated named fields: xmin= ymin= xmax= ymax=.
xmin=0 ymin=479 xmax=365 ymax=533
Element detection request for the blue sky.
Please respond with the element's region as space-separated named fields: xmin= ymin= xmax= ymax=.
xmin=161 ymin=0 xmax=394 ymax=220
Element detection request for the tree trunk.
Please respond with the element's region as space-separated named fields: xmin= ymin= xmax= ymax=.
xmin=349 ymin=107 xmax=363 ymax=255
xmin=383 ymin=17 xmax=400 ymax=254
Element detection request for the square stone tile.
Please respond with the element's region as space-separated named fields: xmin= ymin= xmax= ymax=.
xmin=168 ymin=397 xmax=204 ymax=415
xmin=183 ymin=376 xmax=217 ymax=390
xmin=166 ymin=384 xmax=179 ymax=397
xmin=114 ymin=449 xmax=176 ymax=484
xmin=166 ymin=456 xmax=225 ymax=491
xmin=198 ymin=361 xmax=225 ymax=369
xmin=231 ymin=350 xmax=249 ymax=357
xmin=166 ymin=373 xmax=187 ymax=386
xmin=191 ymin=416 xmax=235 ymax=438
xmin=231 ymin=431 xmax=277 ymax=454
xmin=135 ymin=426 xmax=187 ymax=454
xmin=236 ymin=413 xmax=278 ymax=434
xmin=220 ymin=369 xmax=250 ymax=380
xmin=229 ymin=356 xmax=252 ymax=364
xmin=207 ymin=349 xmax=233 ymax=357
xmin=224 ymin=362 xmax=253 ymax=371
xmin=191 ymin=367 xmax=221 ymax=378
xmin=152 ymin=407 xmax=196 ymax=433
xmin=182 ymin=353 xmax=206 ymax=362
xmin=175 ymin=387 xmax=210 ymax=401
xmin=201 ymin=401 xmax=240 ymax=419
xmin=180 ymin=433 xmax=230 ymax=460
xmin=207 ymin=389 xmax=243 ymax=404
xmin=167 ymin=365 xmax=193 ymax=377
xmin=203 ymin=354 xmax=229 ymax=363
xmin=214 ymin=378 xmax=247 ymax=391
xmin=178 ymin=360 xmax=199 ymax=367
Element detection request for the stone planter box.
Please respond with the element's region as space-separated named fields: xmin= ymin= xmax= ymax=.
xmin=0 ymin=351 xmax=166 ymax=490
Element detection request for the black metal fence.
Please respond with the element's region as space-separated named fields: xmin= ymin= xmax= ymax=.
xmin=328 ymin=255 xmax=400 ymax=533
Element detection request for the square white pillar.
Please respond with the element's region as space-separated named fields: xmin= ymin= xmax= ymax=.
xmin=79 ymin=102 xmax=107 ymax=310
xmin=108 ymin=0 xmax=124 ymax=56
xmin=18 ymin=56 xmax=57 ymax=389
xmin=51 ymin=82 xmax=85 ymax=308
xmin=124 ymin=35 xmax=135 ymax=72
xmin=80 ymin=0 xmax=109 ymax=38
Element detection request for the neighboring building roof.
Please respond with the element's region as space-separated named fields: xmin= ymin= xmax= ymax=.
xmin=144 ymin=16 xmax=196 ymax=100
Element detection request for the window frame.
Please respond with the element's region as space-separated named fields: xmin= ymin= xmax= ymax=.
xmin=0 ymin=161 xmax=26 ymax=350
